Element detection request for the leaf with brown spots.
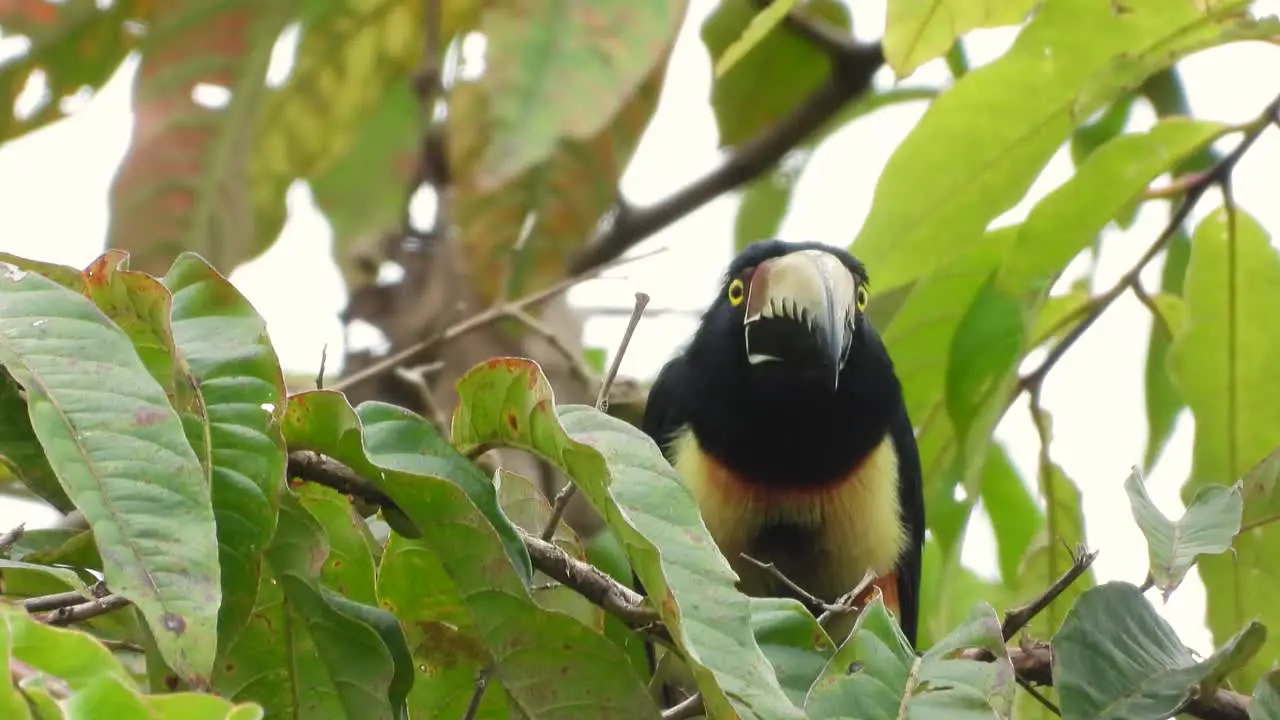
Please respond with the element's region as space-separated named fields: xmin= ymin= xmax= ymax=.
xmin=450 ymin=358 xmax=804 ymax=719
xmin=107 ymin=0 xmax=295 ymax=277
xmin=294 ymin=482 xmax=379 ymax=605
xmin=284 ymin=391 xmax=658 ymax=718
xmin=448 ymin=58 xmax=669 ymax=303
xmin=0 ymin=265 xmax=220 ymax=683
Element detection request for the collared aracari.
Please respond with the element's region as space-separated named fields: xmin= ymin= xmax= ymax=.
xmin=641 ymin=240 xmax=924 ymax=647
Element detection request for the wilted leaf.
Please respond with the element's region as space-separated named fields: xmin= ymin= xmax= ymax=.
xmin=0 ymin=0 xmax=144 ymax=141
xmin=853 ymin=0 xmax=1261 ymax=293
xmin=164 ymin=253 xmax=287 ymax=647
xmin=883 ymin=0 xmax=1035 ymax=78
xmin=999 ymin=118 xmax=1228 ymax=295
xmin=284 ymin=392 xmax=658 ymax=719
xmin=1124 ymin=467 xmax=1242 ymax=599
xmin=450 ymin=359 xmax=804 ymax=720
xmin=470 ymin=0 xmax=685 ymax=187
xmin=250 ymin=0 xmax=426 ymax=262
xmin=1054 ymin=581 xmax=1266 ymax=720
xmin=0 ymin=267 xmax=220 ymax=682
xmin=702 ymin=0 xmax=850 ymax=147
xmin=449 ymin=61 xmax=667 ymax=302
xmin=805 ymin=596 xmax=1015 ymax=719
xmin=108 ymin=1 xmax=295 ymax=276
xmin=1169 ymin=207 xmax=1280 ymax=688
xmin=214 ymin=490 xmax=401 ymax=719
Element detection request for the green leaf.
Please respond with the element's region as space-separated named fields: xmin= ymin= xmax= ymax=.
xmin=471 ymin=0 xmax=685 ymax=187
xmin=1069 ymin=92 xmax=1137 ymax=167
xmin=0 ymin=370 xmax=72 ymax=511
xmin=999 ymin=117 xmax=1228 ymax=295
xmin=449 ymin=59 xmax=668 ymax=302
xmin=978 ymin=443 xmax=1043 ymax=587
xmin=284 ymin=393 xmax=657 ymax=719
xmin=1169 ymin=207 xmax=1280 ymax=688
xmin=449 ymin=359 xmax=804 ymax=720
xmin=1015 ymin=460 xmax=1094 ymax=638
xmin=1240 ymin=446 xmax=1280 ymax=532
xmin=805 ymin=597 xmax=1016 ymax=718
xmin=852 ymin=0 xmax=1260 ymax=294
xmin=1253 ymin=669 xmax=1280 ymax=720
xmin=0 ymin=602 xmax=263 ymax=718
xmin=108 ymin=1 xmax=295 ymax=276
xmin=749 ymin=597 xmax=835 ymax=707
xmin=946 ymin=277 xmax=1025 ymax=443
xmin=1028 ymin=282 xmax=1091 ymax=347
xmin=1124 ymin=466 xmax=1242 ymax=599
xmin=883 ymin=0 xmax=1035 ymax=78
xmin=1144 ymin=227 xmax=1191 ymax=472
xmin=214 ymin=490 xmax=400 ymax=719
xmin=0 ymin=265 xmax=220 ymax=683
xmin=309 ymin=82 xmax=420 ymax=288
xmin=494 ymin=468 xmax=604 ymax=630
xmin=163 ymin=252 xmax=287 ymax=647
xmin=293 ymin=483 xmax=379 ymax=605
xmin=701 ymin=0 xmax=851 ymax=147
xmin=1053 ymin=581 xmax=1266 ymax=720
xmin=250 ymin=0 xmax=433 ymax=263
xmin=0 ymin=1 xmax=139 ymax=142
xmin=713 ymin=0 xmax=802 ymax=77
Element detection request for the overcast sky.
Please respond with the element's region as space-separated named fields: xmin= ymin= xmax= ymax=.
xmin=3 ymin=1 xmax=1280 ymax=655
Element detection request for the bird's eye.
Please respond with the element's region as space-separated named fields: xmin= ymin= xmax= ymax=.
xmin=728 ymin=278 xmax=746 ymax=306
xmin=856 ymin=285 xmax=869 ymax=311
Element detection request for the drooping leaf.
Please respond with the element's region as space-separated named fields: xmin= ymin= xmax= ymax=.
xmin=293 ymin=483 xmax=379 ymax=605
xmin=494 ymin=468 xmax=604 ymax=630
xmin=998 ymin=117 xmax=1228 ymax=295
xmin=1144 ymin=227 xmax=1191 ymax=472
xmin=882 ymin=0 xmax=1036 ymax=78
xmin=163 ymin=252 xmax=287 ymax=648
xmin=469 ymin=0 xmax=686 ymax=187
xmin=1170 ymin=206 xmax=1280 ymax=689
xmin=978 ymin=443 xmax=1043 ymax=587
xmin=0 ymin=370 xmax=72 ymax=511
xmin=284 ymin=392 xmax=658 ymax=719
xmin=249 ymin=0 xmax=430 ymax=262
xmin=448 ymin=60 xmax=668 ymax=302
xmin=852 ymin=0 xmax=1265 ymax=294
xmin=1124 ymin=467 xmax=1242 ymax=600
xmin=701 ymin=0 xmax=851 ymax=148
xmin=0 ymin=266 xmax=220 ymax=683
xmin=213 ymin=490 xmax=401 ymax=719
xmin=805 ymin=596 xmax=1016 ymax=719
xmin=0 ymin=0 xmax=144 ymax=142
xmin=108 ymin=1 xmax=296 ymax=276
xmin=450 ymin=358 xmax=804 ymax=720
xmin=1053 ymin=582 xmax=1266 ymax=720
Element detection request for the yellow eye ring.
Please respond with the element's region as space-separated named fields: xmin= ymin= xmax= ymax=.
xmin=728 ymin=278 xmax=746 ymax=306
xmin=856 ymin=286 xmax=869 ymax=311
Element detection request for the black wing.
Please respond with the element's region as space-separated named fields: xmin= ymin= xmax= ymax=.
xmin=640 ymin=352 xmax=691 ymax=462
xmin=888 ymin=400 xmax=925 ymax=649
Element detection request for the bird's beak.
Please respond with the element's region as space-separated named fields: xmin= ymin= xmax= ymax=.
xmin=743 ymin=249 xmax=856 ymax=387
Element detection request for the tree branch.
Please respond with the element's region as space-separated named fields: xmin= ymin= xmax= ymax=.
xmin=1000 ymin=544 xmax=1097 ymax=641
xmin=567 ymin=24 xmax=883 ymax=275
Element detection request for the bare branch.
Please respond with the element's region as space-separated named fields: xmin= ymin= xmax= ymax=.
xmin=660 ymin=692 xmax=704 ymax=720
xmin=37 ymin=593 xmax=131 ymax=626
xmin=1001 ymin=545 xmax=1097 ymax=641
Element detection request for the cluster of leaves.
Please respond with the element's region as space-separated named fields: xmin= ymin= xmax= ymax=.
xmin=0 ymin=248 xmax=1276 ymax=718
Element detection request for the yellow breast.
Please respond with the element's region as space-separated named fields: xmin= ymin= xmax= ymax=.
xmin=669 ymin=428 xmax=906 ymax=603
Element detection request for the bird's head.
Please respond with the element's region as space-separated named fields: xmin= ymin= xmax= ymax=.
xmin=695 ymin=240 xmax=871 ymax=392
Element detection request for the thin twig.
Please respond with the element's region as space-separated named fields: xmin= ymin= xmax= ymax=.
xmin=36 ymin=594 xmax=131 ymax=626
xmin=1017 ymin=676 xmax=1061 ymax=716
xmin=740 ymin=553 xmax=843 ymax=614
xmin=816 ymin=569 xmax=879 ymax=629
xmin=331 ymin=247 xmax=665 ymax=393
xmin=1001 ymin=545 xmax=1097 ymax=641
xmin=660 ymin=692 xmax=704 ymax=720
xmin=23 ymin=589 xmax=93 ymax=613
xmin=1016 ymin=90 xmax=1280 ymax=396
xmin=539 ymin=292 xmax=649 ymax=541
xmin=508 ymin=307 xmax=597 ymax=389
xmin=0 ymin=524 xmax=24 ymax=553
xmin=315 ymin=344 xmax=328 ymax=390
xmin=461 ymin=665 xmax=493 ymax=720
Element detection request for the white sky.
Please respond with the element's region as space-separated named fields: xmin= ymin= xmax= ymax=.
xmin=3 ymin=0 xmax=1280 ymax=657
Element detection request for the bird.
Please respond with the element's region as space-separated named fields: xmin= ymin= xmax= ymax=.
xmin=640 ymin=239 xmax=925 ymax=649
